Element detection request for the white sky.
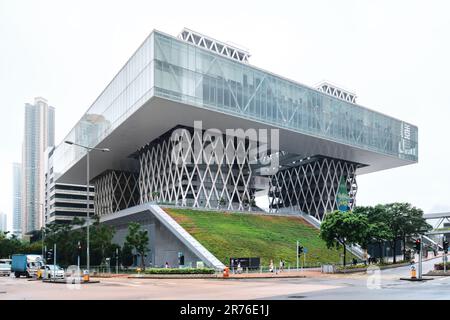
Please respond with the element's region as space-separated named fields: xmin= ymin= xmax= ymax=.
xmin=1 ymin=0 xmax=450 ymax=231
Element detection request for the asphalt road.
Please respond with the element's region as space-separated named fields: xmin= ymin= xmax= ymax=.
xmin=0 ymin=257 xmax=448 ymax=300
xmin=268 ymin=256 xmax=450 ymax=300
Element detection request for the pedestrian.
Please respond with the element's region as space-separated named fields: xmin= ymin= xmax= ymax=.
xmin=165 ymin=261 xmax=169 ymax=268
xmin=269 ymin=259 xmax=274 ymax=273
xmin=279 ymin=259 xmax=284 ymax=272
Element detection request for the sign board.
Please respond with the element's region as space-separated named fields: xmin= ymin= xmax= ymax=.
xmin=230 ymin=257 xmax=260 ymax=269
xmin=303 ymin=248 xmax=308 ymax=254
xmin=336 ymin=176 xmax=350 ymax=212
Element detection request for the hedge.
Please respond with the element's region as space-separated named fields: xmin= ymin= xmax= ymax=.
xmin=143 ymin=268 xmax=215 ymax=274
xmin=434 ymin=262 xmax=450 ymax=270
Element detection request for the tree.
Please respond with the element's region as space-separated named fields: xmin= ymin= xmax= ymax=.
xmin=0 ymin=232 xmax=23 ymax=258
xmin=320 ymin=210 xmax=369 ymax=266
xmin=152 ymin=191 xmax=160 ymax=201
xmin=121 ymin=243 xmax=134 ymax=267
xmin=90 ymin=216 xmax=116 ymax=266
xmin=43 ymin=222 xmax=75 ymax=265
xmin=125 ymin=222 xmax=149 ymax=270
xmin=384 ymin=203 xmax=431 ymax=263
xmin=354 ymin=205 xmax=393 ymax=263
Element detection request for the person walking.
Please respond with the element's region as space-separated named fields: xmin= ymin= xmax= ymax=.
xmin=279 ymin=259 xmax=284 ymax=272
xmin=269 ymin=259 xmax=274 ymax=273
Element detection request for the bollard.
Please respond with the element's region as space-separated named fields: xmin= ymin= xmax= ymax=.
xmin=410 ymin=265 xmax=416 ymax=279
xmin=83 ymin=270 xmax=90 ymax=282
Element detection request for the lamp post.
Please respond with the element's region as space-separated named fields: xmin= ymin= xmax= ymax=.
xmin=64 ymin=140 xmax=110 ymax=274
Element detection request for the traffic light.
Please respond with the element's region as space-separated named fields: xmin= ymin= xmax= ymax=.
xmin=297 ymin=244 xmax=304 ymax=256
xmin=414 ymin=239 xmax=421 ymax=253
xmin=46 ymin=249 xmax=54 ymax=261
xmin=443 ymin=239 xmax=449 ymax=254
xmin=77 ymin=241 xmax=82 ymax=255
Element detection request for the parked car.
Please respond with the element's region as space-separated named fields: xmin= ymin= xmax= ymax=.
xmin=39 ymin=265 xmax=65 ymax=280
xmin=0 ymin=259 xmax=12 ymax=265
xmin=0 ymin=263 xmax=11 ymax=276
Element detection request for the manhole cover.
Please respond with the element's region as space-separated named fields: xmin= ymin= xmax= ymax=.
xmin=288 ymin=295 xmax=305 ymax=299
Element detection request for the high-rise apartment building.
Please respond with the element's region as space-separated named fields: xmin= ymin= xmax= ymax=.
xmin=0 ymin=212 xmax=7 ymax=233
xmin=12 ymin=162 xmax=22 ymax=237
xmin=21 ymin=97 xmax=55 ymax=234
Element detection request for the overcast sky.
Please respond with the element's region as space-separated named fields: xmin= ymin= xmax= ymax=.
xmin=1 ymin=0 xmax=450 ymax=231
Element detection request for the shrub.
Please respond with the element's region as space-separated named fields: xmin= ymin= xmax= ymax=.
xmin=143 ymin=268 xmax=215 ymax=274
xmin=434 ymin=262 xmax=450 ymax=270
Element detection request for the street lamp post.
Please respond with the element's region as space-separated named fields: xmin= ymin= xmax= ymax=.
xmin=64 ymin=140 xmax=110 ymax=275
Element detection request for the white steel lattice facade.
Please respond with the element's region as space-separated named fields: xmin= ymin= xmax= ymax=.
xmin=178 ymin=28 xmax=250 ymax=63
xmin=93 ymin=170 xmax=140 ymax=216
xmin=316 ymin=81 xmax=357 ymax=103
xmin=269 ymin=157 xmax=358 ymax=220
xmin=138 ymin=128 xmax=256 ymax=211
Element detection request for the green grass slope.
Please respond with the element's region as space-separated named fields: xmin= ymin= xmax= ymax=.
xmin=165 ymin=208 xmax=351 ymax=266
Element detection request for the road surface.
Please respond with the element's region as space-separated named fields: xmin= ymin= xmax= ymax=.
xmin=0 ymin=257 xmax=448 ymax=300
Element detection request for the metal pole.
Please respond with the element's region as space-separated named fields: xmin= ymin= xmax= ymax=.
xmin=418 ymin=235 xmax=423 ymax=279
xmin=116 ymin=248 xmax=119 ymax=274
xmin=77 ymin=241 xmax=80 ymax=273
xmin=296 ymin=241 xmax=299 ymax=271
xmin=442 ymin=235 xmax=447 ymax=272
xmin=86 ymin=151 xmax=90 ymax=274
xmin=53 ymin=243 xmax=56 ymax=282
xmin=41 ymin=203 xmax=44 ymax=261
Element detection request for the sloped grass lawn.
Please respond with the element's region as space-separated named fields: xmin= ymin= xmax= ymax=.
xmin=165 ymin=208 xmax=351 ymax=266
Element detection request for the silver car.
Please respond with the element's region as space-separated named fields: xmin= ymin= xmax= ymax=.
xmin=0 ymin=263 xmax=11 ymax=277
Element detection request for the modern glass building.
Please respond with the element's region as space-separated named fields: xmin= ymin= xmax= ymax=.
xmin=52 ymin=28 xmax=418 ymax=221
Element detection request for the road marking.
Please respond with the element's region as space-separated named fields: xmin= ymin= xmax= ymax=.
xmin=101 ymin=281 xmax=141 ymax=287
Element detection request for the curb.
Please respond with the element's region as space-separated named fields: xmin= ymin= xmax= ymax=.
xmin=128 ymin=275 xmax=218 ymax=279
xmin=42 ymin=280 xmax=101 ymax=284
xmin=425 ymin=271 xmax=450 ymax=277
xmin=127 ymin=274 xmax=308 ymax=280
xmin=399 ymin=277 xmax=433 ymax=282
xmin=223 ymin=275 xmax=307 ymax=280
xmin=333 ymin=262 xmax=411 ymax=274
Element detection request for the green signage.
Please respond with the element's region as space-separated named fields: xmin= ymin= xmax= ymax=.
xmin=336 ymin=176 xmax=350 ymax=212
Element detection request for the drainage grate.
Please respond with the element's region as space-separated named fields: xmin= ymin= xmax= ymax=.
xmin=288 ymin=295 xmax=305 ymax=299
